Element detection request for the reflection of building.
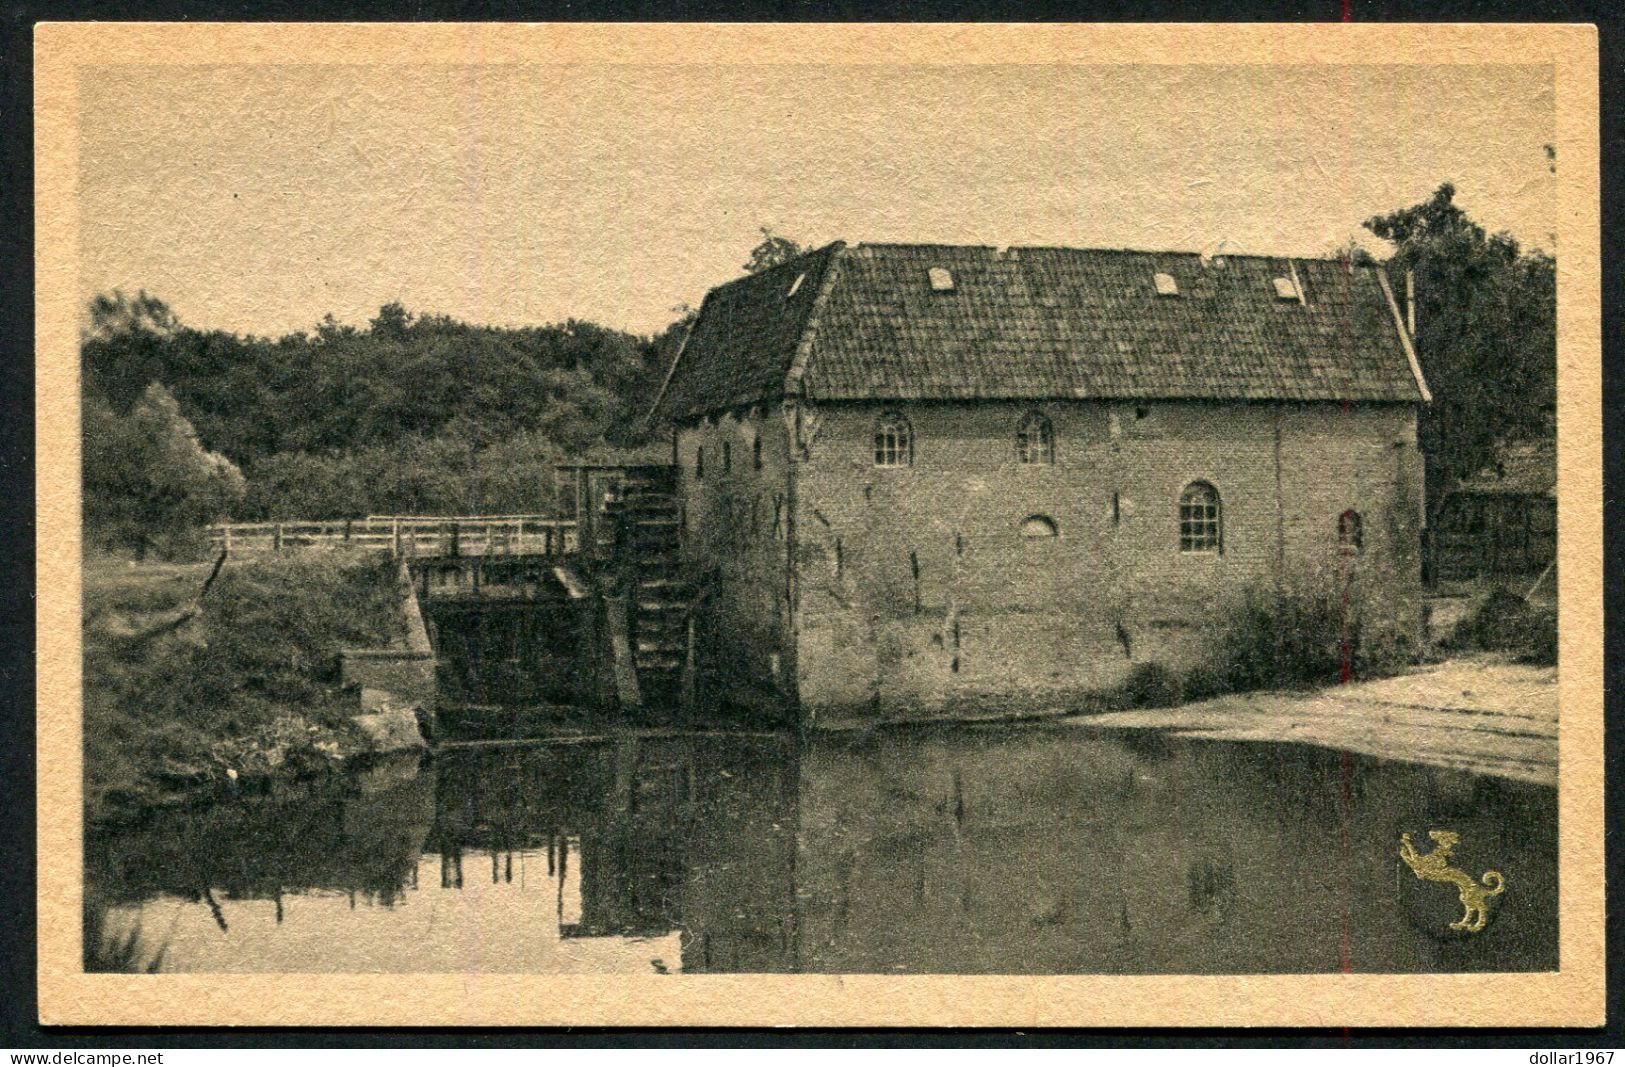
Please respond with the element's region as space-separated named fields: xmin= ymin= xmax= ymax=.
xmin=563 ymin=742 xmax=691 ymax=939
xmin=427 ymin=735 xmax=802 ymax=963
xmin=366 ymin=731 xmax=1563 ymax=974
xmin=677 ymin=741 xmax=799 ymax=972
xmin=433 ymin=727 xmax=1553 ymax=975
xmin=651 ymin=243 xmax=1429 ymax=726
xmin=89 ymin=728 xmax=1556 ymax=975
xmin=779 ymin=729 xmax=1555 ymax=975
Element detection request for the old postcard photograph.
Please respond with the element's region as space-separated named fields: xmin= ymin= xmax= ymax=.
xmin=34 ymin=22 xmax=1603 ymax=1027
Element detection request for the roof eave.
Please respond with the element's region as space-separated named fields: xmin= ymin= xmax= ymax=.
xmin=1376 ymin=266 xmax=1432 ymax=404
xmin=642 ymin=296 xmax=705 ymax=431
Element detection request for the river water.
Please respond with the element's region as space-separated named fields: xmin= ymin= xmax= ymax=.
xmin=85 ymin=724 xmax=1556 ymax=974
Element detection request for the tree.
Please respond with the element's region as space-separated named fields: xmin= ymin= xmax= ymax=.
xmin=1363 ymin=183 xmax=1556 ymax=519
xmin=368 ymin=301 xmax=412 ymax=340
xmin=84 ymin=289 xmax=180 ymax=343
xmin=79 ymin=290 xmax=678 ymax=521
xmin=84 ymin=383 xmax=247 ymax=559
xmin=741 ymin=226 xmax=805 ymax=274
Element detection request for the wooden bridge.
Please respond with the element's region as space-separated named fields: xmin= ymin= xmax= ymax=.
xmin=207 ymin=464 xmax=693 ymax=720
xmin=207 ymin=515 xmax=579 ymax=559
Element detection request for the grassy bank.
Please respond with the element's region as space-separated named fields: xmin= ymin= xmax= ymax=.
xmin=84 ymin=549 xmax=409 ymax=823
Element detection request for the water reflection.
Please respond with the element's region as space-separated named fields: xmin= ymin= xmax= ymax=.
xmin=85 ymin=726 xmax=1556 ymax=974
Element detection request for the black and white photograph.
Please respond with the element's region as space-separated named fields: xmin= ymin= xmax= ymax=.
xmin=33 ymin=22 xmax=1603 ymax=1029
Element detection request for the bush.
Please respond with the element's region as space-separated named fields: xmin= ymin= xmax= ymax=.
xmin=1214 ymin=583 xmax=1412 ymax=693
xmin=1177 ymin=661 xmax=1229 ymax=704
xmin=1123 ymin=662 xmax=1181 ymax=709
xmin=83 ymin=551 xmax=409 ymax=820
xmin=1447 ymin=588 xmax=1557 ymax=666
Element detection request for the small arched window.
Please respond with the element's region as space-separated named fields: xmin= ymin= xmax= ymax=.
xmin=1017 ymin=411 xmax=1055 ymax=465
xmin=1338 ymin=510 xmax=1364 ymax=555
xmin=1021 ymin=515 xmax=1059 ymax=540
xmin=874 ymin=411 xmax=913 ymax=468
xmin=1178 ymin=482 xmax=1222 ymax=553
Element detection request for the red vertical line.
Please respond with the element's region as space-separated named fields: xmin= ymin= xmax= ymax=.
xmin=1339 ymin=748 xmax=1354 ymax=973
xmin=1334 ymin=40 xmax=1358 ymax=981
xmin=1336 ymin=259 xmax=1357 ymax=974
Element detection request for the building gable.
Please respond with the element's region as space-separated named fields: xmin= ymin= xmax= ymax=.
xmin=652 ymin=242 xmax=844 ymax=422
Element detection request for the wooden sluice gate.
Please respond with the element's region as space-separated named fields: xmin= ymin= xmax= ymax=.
xmin=207 ymin=462 xmax=703 ymax=739
xmin=405 ymin=462 xmax=700 ymax=737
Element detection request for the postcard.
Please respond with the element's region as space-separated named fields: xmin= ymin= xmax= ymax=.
xmin=35 ymin=21 xmax=1603 ymax=1027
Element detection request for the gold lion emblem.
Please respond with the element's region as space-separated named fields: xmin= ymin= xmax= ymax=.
xmin=1399 ymin=831 xmax=1505 ymax=933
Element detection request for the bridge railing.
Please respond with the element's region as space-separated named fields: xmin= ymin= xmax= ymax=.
xmin=207 ymin=516 xmax=579 ymax=558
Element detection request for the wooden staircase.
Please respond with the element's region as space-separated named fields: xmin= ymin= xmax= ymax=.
xmin=605 ymin=467 xmax=696 ymax=708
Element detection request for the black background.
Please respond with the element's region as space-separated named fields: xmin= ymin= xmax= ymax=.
xmin=1 ymin=0 xmax=1619 ymax=1048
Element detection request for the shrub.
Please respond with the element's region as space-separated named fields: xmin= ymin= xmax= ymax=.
xmin=1447 ymin=588 xmax=1557 ymax=666
xmin=1213 ymin=583 xmax=1412 ymax=693
xmin=83 ymin=550 xmax=409 ymax=820
xmin=1177 ymin=661 xmax=1229 ymax=704
xmin=1123 ymin=661 xmax=1181 ymax=709
xmin=1216 ymin=585 xmax=1354 ymax=692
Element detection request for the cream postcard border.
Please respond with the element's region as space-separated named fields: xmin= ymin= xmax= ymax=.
xmin=34 ymin=21 xmax=1604 ymax=1028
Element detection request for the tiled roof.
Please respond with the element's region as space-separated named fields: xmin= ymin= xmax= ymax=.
xmin=653 ymin=243 xmax=844 ymax=420
xmin=1455 ymin=440 xmax=1556 ymax=497
xmin=652 ymin=242 xmax=1424 ymax=420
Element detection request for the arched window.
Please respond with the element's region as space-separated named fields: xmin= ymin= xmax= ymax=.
xmin=874 ymin=411 xmax=913 ymax=467
xmin=1020 ymin=515 xmax=1059 ymax=540
xmin=1178 ymin=482 xmax=1222 ymax=553
xmin=1338 ymin=510 xmax=1363 ymax=555
xmin=1017 ymin=411 xmax=1055 ymax=465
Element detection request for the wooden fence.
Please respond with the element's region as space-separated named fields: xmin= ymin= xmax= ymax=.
xmin=208 ymin=516 xmax=579 ymax=558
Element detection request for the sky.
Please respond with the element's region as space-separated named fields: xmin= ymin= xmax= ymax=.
xmin=77 ymin=63 xmax=1555 ymax=339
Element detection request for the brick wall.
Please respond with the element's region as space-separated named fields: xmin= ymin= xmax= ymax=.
xmin=676 ymin=406 xmax=795 ymax=715
xmin=787 ymin=398 xmax=1422 ymax=727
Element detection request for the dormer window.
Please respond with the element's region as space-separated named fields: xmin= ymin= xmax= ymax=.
xmin=1273 ymin=276 xmax=1298 ymax=301
xmin=787 ymin=272 xmax=806 ymax=298
xmin=928 ymin=267 xmax=955 ymax=292
xmin=1153 ymin=272 xmax=1179 ymax=297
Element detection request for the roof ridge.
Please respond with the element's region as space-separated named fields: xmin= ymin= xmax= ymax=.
xmin=704 ymin=240 xmax=846 ymax=296
xmin=848 ymin=241 xmax=1368 ymax=264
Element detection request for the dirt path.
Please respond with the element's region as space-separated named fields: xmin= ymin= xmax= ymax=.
xmin=1067 ymin=656 xmax=1557 ymax=786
